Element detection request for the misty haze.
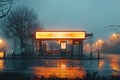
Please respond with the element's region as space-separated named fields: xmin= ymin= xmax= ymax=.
xmin=0 ymin=0 xmax=120 ymax=80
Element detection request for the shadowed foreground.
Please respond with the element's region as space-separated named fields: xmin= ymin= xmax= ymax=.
xmin=0 ymin=72 xmax=31 ymax=80
xmin=0 ymin=72 xmax=120 ymax=80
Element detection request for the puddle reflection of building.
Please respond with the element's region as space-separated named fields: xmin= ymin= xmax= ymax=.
xmin=33 ymin=59 xmax=86 ymax=79
xmin=0 ymin=59 xmax=4 ymax=70
xmin=41 ymin=59 xmax=82 ymax=67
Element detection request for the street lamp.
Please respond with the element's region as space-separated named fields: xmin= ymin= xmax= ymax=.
xmin=0 ymin=39 xmax=2 ymax=43
xmin=0 ymin=38 xmax=7 ymax=51
xmin=98 ymin=39 xmax=104 ymax=44
xmin=96 ymin=39 xmax=104 ymax=50
xmin=111 ymin=33 xmax=120 ymax=53
xmin=112 ymin=33 xmax=118 ymax=39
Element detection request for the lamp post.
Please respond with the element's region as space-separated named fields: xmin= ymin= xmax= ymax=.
xmin=108 ymin=25 xmax=120 ymax=53
xmin=90 ymin=36 xmax=93 ymax=58
xmin=111 ymin=33 xmax=120 ymax=53
xmin=96 ymin=39 xmax=104 ymax=51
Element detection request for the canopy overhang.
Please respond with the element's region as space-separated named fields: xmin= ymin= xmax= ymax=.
xmin=36 ymin=31 xmax=86 ymax=40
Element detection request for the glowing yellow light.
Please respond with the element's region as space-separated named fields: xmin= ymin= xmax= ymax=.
xmin=68 ymin=40 xmax=72 ymax=44
xmin=74 ymin=41 xmax=80 ymax=44
xmin=0 ymin=52 xmax=4 ymax=58
xmin=61 ymin=41 xmax=66 ymax=49
xmin=86 ymin=43 xmax=90 ymax=47
xmin=57 ymin=40 xmax=62 ymax=44
xmin=0 ymin=39 xmax=2 ymax=43
xmin=95 ymin=42 xmax=98 ymax=45
xmin=60 ymin=63 xmax=66 ymax=70
xmin=110 ymin=58 xmax=120 ymax=72
xmin=98 ymin=39 xmax=104 ymax=43
xmin=0 ymin=60 xmax=4 ymax=69
xmin=34 ymin=66 xmax=86 ymax=79
xmin=98 ymin=60 xmax=104 ymax=70
xmin=112 ymin=33 xmax=118 ymax=39
xmin=36 ymin=31 xmax=86 ymax=39
xmin=34 ymin=60 xmax=86 ymax=79
xmin=112 ymin=33 xmax=117 ymax=37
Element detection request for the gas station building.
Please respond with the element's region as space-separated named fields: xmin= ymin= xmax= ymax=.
xmin=35 ymin=31 xmax=92 ymax=58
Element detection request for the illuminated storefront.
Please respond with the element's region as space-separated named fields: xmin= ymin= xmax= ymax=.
xmin=35 ymin=31 xmax=88 ymax=58
xmin=0 ymin=51 xmax=5 ymax=58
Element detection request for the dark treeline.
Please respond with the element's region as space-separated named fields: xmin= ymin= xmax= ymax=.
xmin=1 ymin=5 xmax=43 ymax=55
xmin=100 ymin=34 xmax=120 ymax=53
xmin=102 ymin=40 xmax=120 ymax=53
xmin=102 ymin=43 xmax=120 ymax=53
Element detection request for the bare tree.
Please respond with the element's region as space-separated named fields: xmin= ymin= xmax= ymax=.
xmin=2 ymin=6 xmax=42 ymax=55
xmin=0 ymin=0 xmax=13 ymax=18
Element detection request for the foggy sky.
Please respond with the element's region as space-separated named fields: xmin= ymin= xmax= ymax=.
xmin=15 ymin=0 xmax=120 ymax=40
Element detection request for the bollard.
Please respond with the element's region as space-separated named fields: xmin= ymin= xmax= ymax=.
xmin=12 ymin=51 xmax=15 ymax=58
xmin=98 ymin=51 xmax=100 ymax=59
xmin=90 ymin=52 xmax=92 ymax=59
xmin=4 ymin=51 xmax=5 ymax=59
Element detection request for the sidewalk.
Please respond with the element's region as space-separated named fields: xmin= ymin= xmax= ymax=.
xmin=1 ymin=54 xmax=103 ymax=59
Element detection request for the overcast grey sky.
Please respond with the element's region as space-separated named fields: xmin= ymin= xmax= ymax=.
xmin=15 ymin=0 xmax=120 ymax=40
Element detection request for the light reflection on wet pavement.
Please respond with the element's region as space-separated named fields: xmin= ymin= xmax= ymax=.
xmin=0 ymin=53 xmax=120 ymax=78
